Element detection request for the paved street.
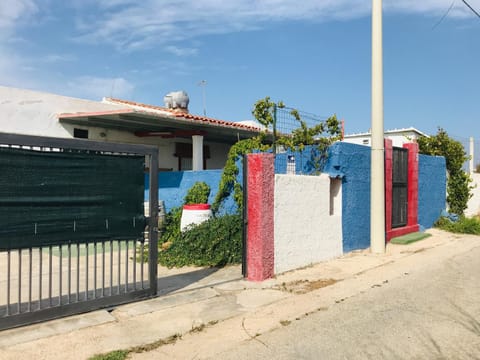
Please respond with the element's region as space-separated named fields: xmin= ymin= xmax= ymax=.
xmin=215 ymin=245 xmax=480 ymax=359
xmin=2 ymin=230 xmax=479 ymax=360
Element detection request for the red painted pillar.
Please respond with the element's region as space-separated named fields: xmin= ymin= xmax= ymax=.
xmin=404 ymin=142 xmax=419 ymax=229
xmin=384 ymin=139 xmax=393 ymax=238
xmin=246 ymin=153 xmax=275 ymax=281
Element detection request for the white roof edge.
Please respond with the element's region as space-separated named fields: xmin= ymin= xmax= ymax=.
xmin=344 ymin=127 xmax=428 ymax=138
xmin=102 ymin=97 xmax=172 ymax=116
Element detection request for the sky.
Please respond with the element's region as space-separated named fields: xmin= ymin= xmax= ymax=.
xmin=1 ymin=0 xmax=479 ymax=141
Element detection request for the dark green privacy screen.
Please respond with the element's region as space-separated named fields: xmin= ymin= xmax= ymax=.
xmin=0 ymin=147 xmax=146 ymax=249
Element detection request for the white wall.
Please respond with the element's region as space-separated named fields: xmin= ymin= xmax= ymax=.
xmin=274 ymin=174 xmax=343 ymax=274
xmin=0 ymin=86 xmax=123 ymax=138
xmin=0 ymin=86 xmax=230 ymax=170
xmin=465 ymin=173 xmax=480 ymax=217
xmin=343 ymin=132 xmax=421 ymax=147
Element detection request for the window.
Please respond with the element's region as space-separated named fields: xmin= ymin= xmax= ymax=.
xmin=73 ymin=128 xmax=89 ymax=139
xmin=179 ymin=157 xmax=193 ymax=171
xmin=174 ymin=142 xmax=210 ymax=171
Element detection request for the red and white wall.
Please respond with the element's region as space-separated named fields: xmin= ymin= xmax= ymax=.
xmin=245 ymin=153 xmax=343 ymax=281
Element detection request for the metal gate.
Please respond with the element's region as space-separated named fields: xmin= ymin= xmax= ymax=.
xmin=0 ymin=133 xmax=159 ymax=330
xmin=392 ymin=147 xmax=408 ymax=228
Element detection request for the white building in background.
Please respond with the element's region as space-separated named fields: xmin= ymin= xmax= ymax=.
xmin=343 ymin=127 xmax=428 ymax=147
xmin=0 ymin=86 xmax=262 ymax=171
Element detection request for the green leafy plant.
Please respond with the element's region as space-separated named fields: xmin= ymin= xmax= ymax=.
xmin=183 ymin=181 xmax=211 ymax=204
xmin=211 ymin=136 xmax=268 ymax=214
xmin=152 ymin=97 xmax=342 ymax=267
xmin=417 ymin=128 xmax=473 ymax=215
xmin=435 ymin=216 xmax=480 ymax=234
xmin=89 ymin=350 xmax=129 ymax=360
xmin=151 ymin=181 xmax=242 ymax=268
xmin=158 ymin=214 xmax=242 ymax=267
xmin=212 ymin=96 xmax=341 ymax=213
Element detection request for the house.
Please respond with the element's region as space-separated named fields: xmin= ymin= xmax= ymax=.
xmin=0 ymin=86 xmax=262 ymax=171
xmin=343 ymin=127 xmax=428 ymax=147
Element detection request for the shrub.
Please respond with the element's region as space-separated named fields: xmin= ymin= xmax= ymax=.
xmin=435 ymin=216 xmax=480 ymax=235
xmin=184 ymin=181 xmax=210 ymax=205
xmin=158 ymin=214 xmax=242 ymax=267
xmin=418 ymin=128 xmax=472 ymax=215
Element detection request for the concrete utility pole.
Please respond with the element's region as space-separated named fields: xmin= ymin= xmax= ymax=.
xmin=469 ymin=137 xmax=474 ymax=175
xmin=371 ymin=0 xmax=386 ymax=254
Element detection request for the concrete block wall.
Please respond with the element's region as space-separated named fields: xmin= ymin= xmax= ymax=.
xmin=245 ymin=146 xmax=447 ymax=281
xmin=418 ymin=154 xmax=447 ymax=229
xmin=323 ymin=142 xmax=446 ymax=252
xmin=324 ymin=142 xmax=372 ymax=252
xmin=145 ymin=170 xmax=237 ymax=214
xmin=274 ymin=174 xmax=342 ymax=274
xmin=466 ymin=173 xmax=480 ymax=217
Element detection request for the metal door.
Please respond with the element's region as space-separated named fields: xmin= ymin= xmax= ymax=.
xmin=392 ymin=147 xmax=408 ymax=228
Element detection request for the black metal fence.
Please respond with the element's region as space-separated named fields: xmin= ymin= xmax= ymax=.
xmin=0 ymin=133 xmax=158 ymax=330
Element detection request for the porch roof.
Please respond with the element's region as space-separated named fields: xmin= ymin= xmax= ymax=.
xmin=58 ymin=105 xmax=263 ymax=144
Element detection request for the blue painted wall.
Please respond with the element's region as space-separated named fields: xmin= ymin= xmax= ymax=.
xmin=418 ymin=154 xmax=446 ymax=229
xmin=273 ymin=143 xmax=447 ymax=253
xmin=145 ymin=164 xmax=242 ymax=215
xmin=324 ymin=142 xmax=372 ymax=253
xmin=274 ymin=147 xmax=325 ymax=175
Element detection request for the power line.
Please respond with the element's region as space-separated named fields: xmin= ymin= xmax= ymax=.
xmin=462 ymin=0 xmax=480 ymax=18
xmin=432 ymin=1 xmax=456 ymax=30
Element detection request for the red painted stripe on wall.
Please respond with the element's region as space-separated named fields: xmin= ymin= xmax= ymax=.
xmin=246 ymin=153 xmax=275 ymax=281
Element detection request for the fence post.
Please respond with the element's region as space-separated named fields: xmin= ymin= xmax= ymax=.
xmin=246 ymin=153 xmax=275 ymax=281
xmin=404 ymin=142 xmax=419 ymax=231
xmin=384 ymin=139 xmax=393 ymax=238
xmin=470 ymin=137 xmax=474 ymax=175
xmin=272 ymin=104 xmax=277 ymax=156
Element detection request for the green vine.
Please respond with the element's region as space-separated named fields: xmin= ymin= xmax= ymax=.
xmin=211 ymin=136 xmax=269 ymax=213
xmin=211 ymin=96 xmax=342 ymax=213
xmin=417 ymin=128 xmax=473 ymax=215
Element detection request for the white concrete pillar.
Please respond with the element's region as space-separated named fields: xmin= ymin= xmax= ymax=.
xmin=469 ymin=137 xmax=474 ymax=175
xmin=192 ymin=135 xmax=204 ymax=171
xmin=371 ymin=0 xmax=385 ymax=254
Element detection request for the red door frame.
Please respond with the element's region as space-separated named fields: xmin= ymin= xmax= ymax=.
xmin=385 ymin=139 xmax=420 ymax=241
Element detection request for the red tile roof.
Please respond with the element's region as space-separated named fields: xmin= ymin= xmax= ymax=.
xmin=104 ymin=97 xmax=261 ymax=132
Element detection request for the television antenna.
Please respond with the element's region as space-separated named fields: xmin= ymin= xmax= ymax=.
xmin=198 ymin=80 xmax=207 ymax=116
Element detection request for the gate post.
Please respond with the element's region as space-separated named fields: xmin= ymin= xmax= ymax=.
xmin=404 ymin=142 xmax=419 ymax=230
xmin=384 ymin=139 xmax=393 ymax=238
xmin=246 ymin=153 xmax=275 ymax=281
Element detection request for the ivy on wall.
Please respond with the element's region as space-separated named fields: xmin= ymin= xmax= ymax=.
xmin=157 ymin=97 xmax=342 ymax=268
xmin=212 ymin=96 xmax=342 ymax=214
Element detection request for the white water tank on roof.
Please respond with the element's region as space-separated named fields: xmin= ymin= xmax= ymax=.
xmin=164 ymin=91 xmax=189 ymax=111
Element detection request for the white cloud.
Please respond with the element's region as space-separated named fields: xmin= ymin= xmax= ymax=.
xmin=0 ymin=46 xmax=39 ymax=89
xmin=41 ymin=54 xmax=77 ymax=63
xmin=384 ymin=0 xmax=475 ymax=16
xmin=66 ymin=76 xmax=135 ymax=100
xmin=0 ymin=0 xmax=38 ymax=33
xmin=165 ymin=45 xmax=198 ymax=57
xmin=2 ymin=0 xmax=478 ymax=99
xmin=70 ymin=0 xmax=478 ymax=51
